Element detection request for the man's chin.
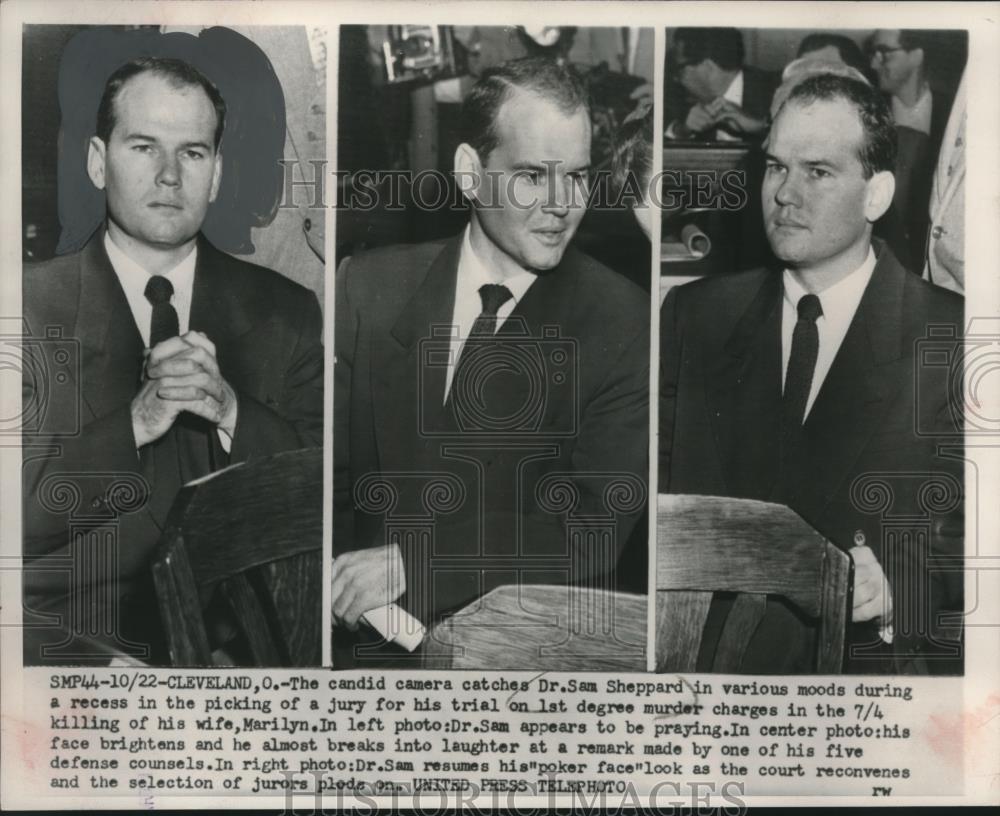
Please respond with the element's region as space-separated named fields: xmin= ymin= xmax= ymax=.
xmin=143 ymin=227 xmax=200 ymax=249
xmin=524 ymin=247 xmax=569 ymax=273
xmin=767 ymin=233 xmax=807 ymax=264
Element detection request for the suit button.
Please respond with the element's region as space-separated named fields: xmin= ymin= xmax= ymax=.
xmin=311 ymin=103 xmax=323 ymax=115
xmin=304 ymin=218 xmax=312 ymax=232
xmin=853 ymin=530 xmax=866 ymax=547
xmin=932 ymin=226 xmax=944 ymax=240
xmin=307 ymin=130 xmax=319 ymax=142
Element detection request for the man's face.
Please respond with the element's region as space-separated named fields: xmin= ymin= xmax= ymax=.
xmin=471 ymin=88 xmax=591 ymax=275
xmin=88 ymin=71 xmax=221 ymax=250
xmin=762 ymin=98 xmax=876 ymax=275
xmin=673 ymin=41 xmax=715 ymax=102
xmin=870 ymin=29 xmax=921 ymax=95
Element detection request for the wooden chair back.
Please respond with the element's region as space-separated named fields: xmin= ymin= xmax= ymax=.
xmin=423 ymin=584 xmax=646 ymax=671
xmin=152 ymin=447 xmax=323 ymax=666
xmin=656 ymin=494 xmax=851 ymax=673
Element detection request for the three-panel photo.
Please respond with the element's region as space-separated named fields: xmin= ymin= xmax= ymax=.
xmin=20 ymin=22 xmax=967 ymax=677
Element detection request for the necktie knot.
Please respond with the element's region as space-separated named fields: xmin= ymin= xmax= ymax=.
xmin=478 ymin=284 xmax=513 ymax=317
xmin=797 ymin=293 xmax=823 ymax=323
xmin=145 ymin=275 xmax=175 ymax=306
xmin=145 ymin=275 xmax=179 ymax=346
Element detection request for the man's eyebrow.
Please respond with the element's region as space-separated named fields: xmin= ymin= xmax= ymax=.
xmin=764 ymin=152 xmax=840 ymax=169
xmin=510 ymin=161 xmax=592 ymax=173
xmin=511 ymin=162 xmax=550 ymax=173
xmin=121 ymin=133 xmax=213 ymax=151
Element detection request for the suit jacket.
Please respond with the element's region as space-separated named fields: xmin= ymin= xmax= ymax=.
xmin=335 ymin=234 xmax=649 ymax=635
xmin=884 ymin=88 xmax=956 ymax=273
xmin=22 ymin=231 xmax=324 ymax=663
xmin=660 ymin=243 xmax=964 ymax=674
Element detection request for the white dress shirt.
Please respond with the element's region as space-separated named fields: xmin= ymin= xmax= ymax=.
xmin=891 ymin=83 xmax=933 ymax=136
xmin=716 ymin=69 xmax=744 ymax=142
xmin=104 ymin=231 xmax=197 ymax=347
xmin=104 ymin=232 xmax=232 ymax=452
xmin=443 ymin=226 xmax=538 ymax=400
xmin=781 ymin=247 xmax=876 ymax=419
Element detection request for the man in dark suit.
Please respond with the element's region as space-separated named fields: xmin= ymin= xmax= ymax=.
xmin=660 ymin=73 xmax=963 ymax=675
xmin=869 ymin=29 xmax=956 ymax=272
xmin=22 ymin=57 xmax=324 ymax=664
xmin=665 ymin=28 xmax=779 ymax=142
xmin=333 ymin=58 xmax=649 ymax=663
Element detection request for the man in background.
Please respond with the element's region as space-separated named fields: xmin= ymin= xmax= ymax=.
xmin=665 ymin=27 xmax=779 ymax=142
xmin=23 ymin=57 xmax=324 ymax=664
xmin=869 ymin=28 xmax=954 ymax=271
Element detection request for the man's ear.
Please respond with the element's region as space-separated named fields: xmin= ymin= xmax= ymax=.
xmin=454 ymin=143 xmax=483 ymax=205
xmin=86 ymin=136 xmax=107 ymax=191
xmin=209 ymin=151 xmax=223 ymax=203
xmin=864 ymin=169 xmax=895 ymax=223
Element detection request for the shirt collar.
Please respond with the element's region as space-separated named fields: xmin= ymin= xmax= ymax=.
xmin=783 ymin=246 xmax=876 ymax=318
xmin=458 ymin=224 xmax=538 ymax=306
xmin=103 ymin=230 xmax=198 ymax=293
xmin=722 ymin=69 xmax=744 ymax=106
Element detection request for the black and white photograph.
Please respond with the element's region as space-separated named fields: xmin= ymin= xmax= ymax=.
xmin=1 ymin=2 xmax=998 ymax=811
xmin=657 ymin=26 xmax=968 ymax=675
xmin=19 ymin=24 xmax=326 ymax=667
xmin=333 ymin=24 xmax=654 ymax=669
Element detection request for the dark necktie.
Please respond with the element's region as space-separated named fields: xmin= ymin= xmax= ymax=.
xmin=774 ymin=292 xmax=823 ymax=505
xmin=448 ymin=283 xmax=513 ymax=413
xmin=144 ymin=275 xmax=179 ymax=347
xmin=782 ymin=293 xmax=823 ymax=429
xmin=139 ymin=274 xmax=216 ymax=520
xmin=469 ymin=284 xmax=514 ymax=339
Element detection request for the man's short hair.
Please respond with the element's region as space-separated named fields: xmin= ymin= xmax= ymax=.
xmin=898 ymin=29 xmax=937 ymax=73
xmin=797 ymin=32 xmax=868 ymax=76
xmin=96 ymin=56 xmax=227 ymax=149
xmin=780 ymin=73 xmax=896 ymax=179
xmin=460 ymin=56 xmax=590 ymax=161
xmin=673 ymin=28 xmax=745 ymax=72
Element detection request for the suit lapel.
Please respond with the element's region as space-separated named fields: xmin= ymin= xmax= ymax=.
xmin=706 ymin=270 xmax=784 ymax=499
xmin=73 ymin=232 xmax=145 ymax=423
xmin=189 ymin=237 xmax=254 ymax=384
xmin=487 ymin=261 xmax=570 ymax=430
xmin=796 ymin=248 xmax=905 ymax=524
xmin=185 ymin=237 xmax=258 ymax=474
xmin=372 ymin=237 xmax=461 ymax=473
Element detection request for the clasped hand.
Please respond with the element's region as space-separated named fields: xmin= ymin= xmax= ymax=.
xmin=132 ymin=331 xmax=237 ymax=447
xmin=685 ymin=98 xmax=767 ymax=137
